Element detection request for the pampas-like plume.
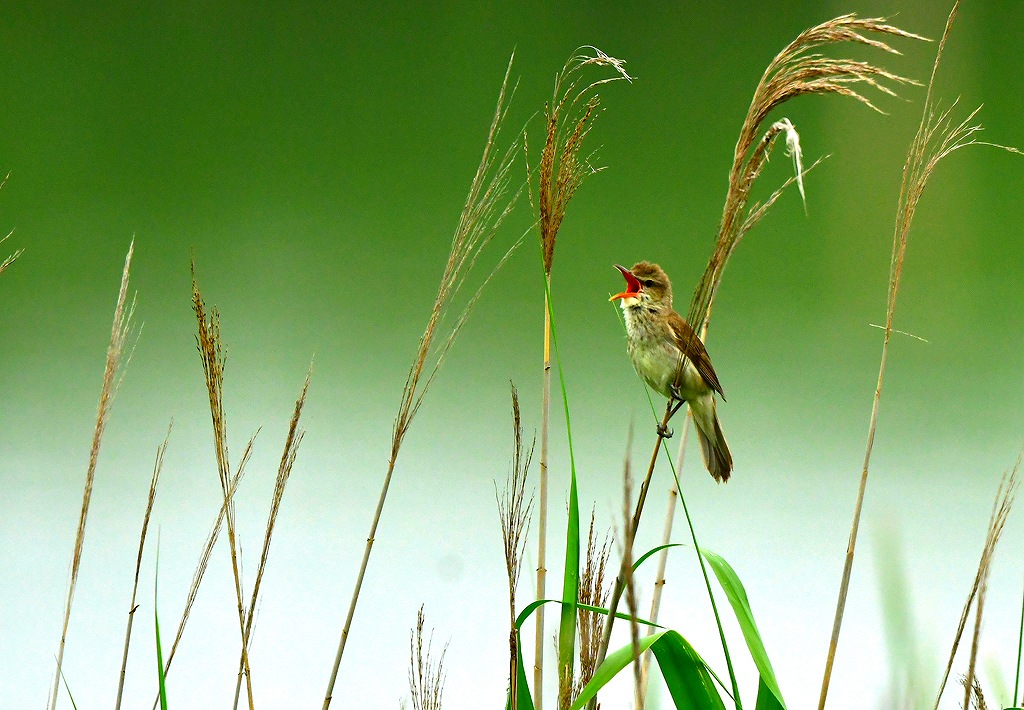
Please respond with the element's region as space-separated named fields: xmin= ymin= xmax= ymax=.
xmin=192 ymin=266 xmax=256 ymax=710
xmin=115 ymin=421 xmax=172 ymax=710
xmin=529 ymin=46 xmax=629 ymax=710
xmin=498 ymin=382 xmax=535 ymax=710
xmin=531 ymin=46 xmax=631 ymax=277
xmin=49 ymin=241 xmax=136 ymax=710
xmin=407 ymin=606 xmax=448 ymax=710
xmin=322 ymin=54 xmax=522 ymax=709
xmin=686 ymin=14 xmax=925 ymax=336
xmin=819 ymin=4 xmax=1021 ymax=706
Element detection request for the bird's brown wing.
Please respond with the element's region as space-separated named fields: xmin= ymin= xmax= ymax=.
xmin=667 ymin=311 xmax=725 ymax=398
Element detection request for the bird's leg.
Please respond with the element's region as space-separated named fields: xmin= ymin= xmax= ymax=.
xmin=656 ymin=396 xmax=686 ymax=439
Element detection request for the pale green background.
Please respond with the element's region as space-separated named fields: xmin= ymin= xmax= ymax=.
xmin=1 ymin=1 xmax=1023 ymax=708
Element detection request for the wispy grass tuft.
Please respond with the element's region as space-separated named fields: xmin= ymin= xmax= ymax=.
xmin=527 ymin=46 xmax=630 ymax=709
xmin=322 ymin=53 xmax=523 ymax=709
xmin=0 ymin=174 xmax=20 ymax=277
xmin=575 ymin=510 xmax=612 ymax=702
xmin=116 ymin=421 xmax=172 ymax=710
xmin=50 ymin=241 xmax=137 ymax=710
xmin=819 ymin=4 xmax=1022 ymax=705
xmin=498 ymin=381 xmax=535 ymax=710
xmin=934 ymin=462 xmax=1018 ymax=709
xmin=408 ymin=606 xmax=448 ymax=710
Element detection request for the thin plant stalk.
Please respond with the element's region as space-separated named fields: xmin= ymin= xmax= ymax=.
xmin=192 ymin=269 xmax=255 ymax=710
xmin=50 ymin=241 xmax=136 ymax=710
xmin=115 ymin=422 xmax=172 ymax=710
xmin=536 ymin=277 xmax=551 ymax=708
xmin=321 ymin=55 xmax=521 ymax=710
xmin=231 ymin=367 xmax=311 ymax=710
xmin=620 ymin=442 xmax=643 ymax=710
xmin=151 ymin=436 xmax=254 ymax=710
xmin=1015 ymin=570 xmax=1024 ymax=706
xmin=529 ymin=49 xmax=630 ymax=709
xmin=0 ymin=230 xmax=21 ymax=277
xmin=639 ymin=412 xmax=690 ymax=698
xmin=819 ymin=4 xmax=1021 ymax=704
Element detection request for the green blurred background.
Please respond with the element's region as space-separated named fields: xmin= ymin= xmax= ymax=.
xmin=1 ymin=1 xmax=1022 ymax=707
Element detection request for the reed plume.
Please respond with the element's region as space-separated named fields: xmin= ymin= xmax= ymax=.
xmin=322 ymin=54 xmax=522 ymax=709
xmin=529 ymin=46 xmax=630 ymax=709
xmin=820 ymin=4 xmax=1021 ymax=705
xmin=192 ymin=265 xmax=256 ymax=710
xmin=498 ymin=382 xmax=535 ymax=710
xmin=49 ymin=241 xmax=136 ymax=710
xmin=407 ymin=606 xmax=448 ymax=710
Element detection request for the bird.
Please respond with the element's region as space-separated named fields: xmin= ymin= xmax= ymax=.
xmin=610 ymin=261 xmax=733 ymax=482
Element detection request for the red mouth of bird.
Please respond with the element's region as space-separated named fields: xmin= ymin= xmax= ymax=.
xmin=610 ymin=264 xmax=642 ymax=301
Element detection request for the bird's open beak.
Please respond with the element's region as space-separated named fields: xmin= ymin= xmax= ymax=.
xmin=609 ymin=264 xmax=642 ymax=301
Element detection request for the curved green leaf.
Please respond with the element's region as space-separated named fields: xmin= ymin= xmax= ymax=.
xmin=633 ymin=542 xmax=687 ymax=572
xmin=569 ymin=630 xmax=727 ymax=710
xmin=514 ymin=598 xmax=662 ymax=631
xmin=652 ymin=630 xmax=728 ymax=710
xmin=570 ymin=632 xmax=665 ymax=710
xmin=699 ymin=547 xmax=785 ymax=709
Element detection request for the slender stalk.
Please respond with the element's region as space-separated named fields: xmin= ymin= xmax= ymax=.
xmin=591 ymin=404 xmax=671 ymax=696
xmin=535 ymin=277 xmax=551 ymax=710
xmin=232 ymin=368 xmax=310 ymax=710
xmin=150 ymin=436 xmax=254 ymax=710
xmin=115 ymin=423 xmax=171 ymax=710
xmin=1015 ymin=569 xmax=1024 ymax=706
xmin=50 ymin=242 xmax=136 ymax=710
xmin=639 ymin=413 xmax=690 ymax=698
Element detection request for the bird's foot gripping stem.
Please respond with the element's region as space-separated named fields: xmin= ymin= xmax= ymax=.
xmin=656 ymin=422 xmax=673 ymax=439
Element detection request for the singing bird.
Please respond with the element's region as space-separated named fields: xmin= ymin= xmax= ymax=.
xmin=610 ymin=261 xmax=733 ymax=482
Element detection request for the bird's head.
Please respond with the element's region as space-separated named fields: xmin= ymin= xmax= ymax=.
xmin=610 ymin=261 xmax=672 ymax=309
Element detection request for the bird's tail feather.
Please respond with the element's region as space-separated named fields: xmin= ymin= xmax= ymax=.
xmin=692 ymin=399 xmax=732 ymax=483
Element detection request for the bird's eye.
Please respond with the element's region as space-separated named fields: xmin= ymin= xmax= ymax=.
xmin=643 ymin=279 xmax=655 ymax=288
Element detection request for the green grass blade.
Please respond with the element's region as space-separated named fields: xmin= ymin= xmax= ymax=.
xmin=699 ymin=547 xmax=785 ymax=709
xmin=506 ymin=633 xmax=535 ymax=710
xmin=515 ymin=597 xmax=663 ymax=630
xmin=650 ymin=630 xmax=728 ymax=710
xmin=633 ymin=543 xmax=686 ymax=572
xmin=155 ymin=540 xmax=168 ymax=710
xmin=754 ymin=678 xmax=784 ymax=710
xmin=58 ymin=668 xmax=80 ymax=710
xmin=569 ymin=632 xmax=665 ymax=710
xmin=542 ymin=273 xmax=581 ymax=692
